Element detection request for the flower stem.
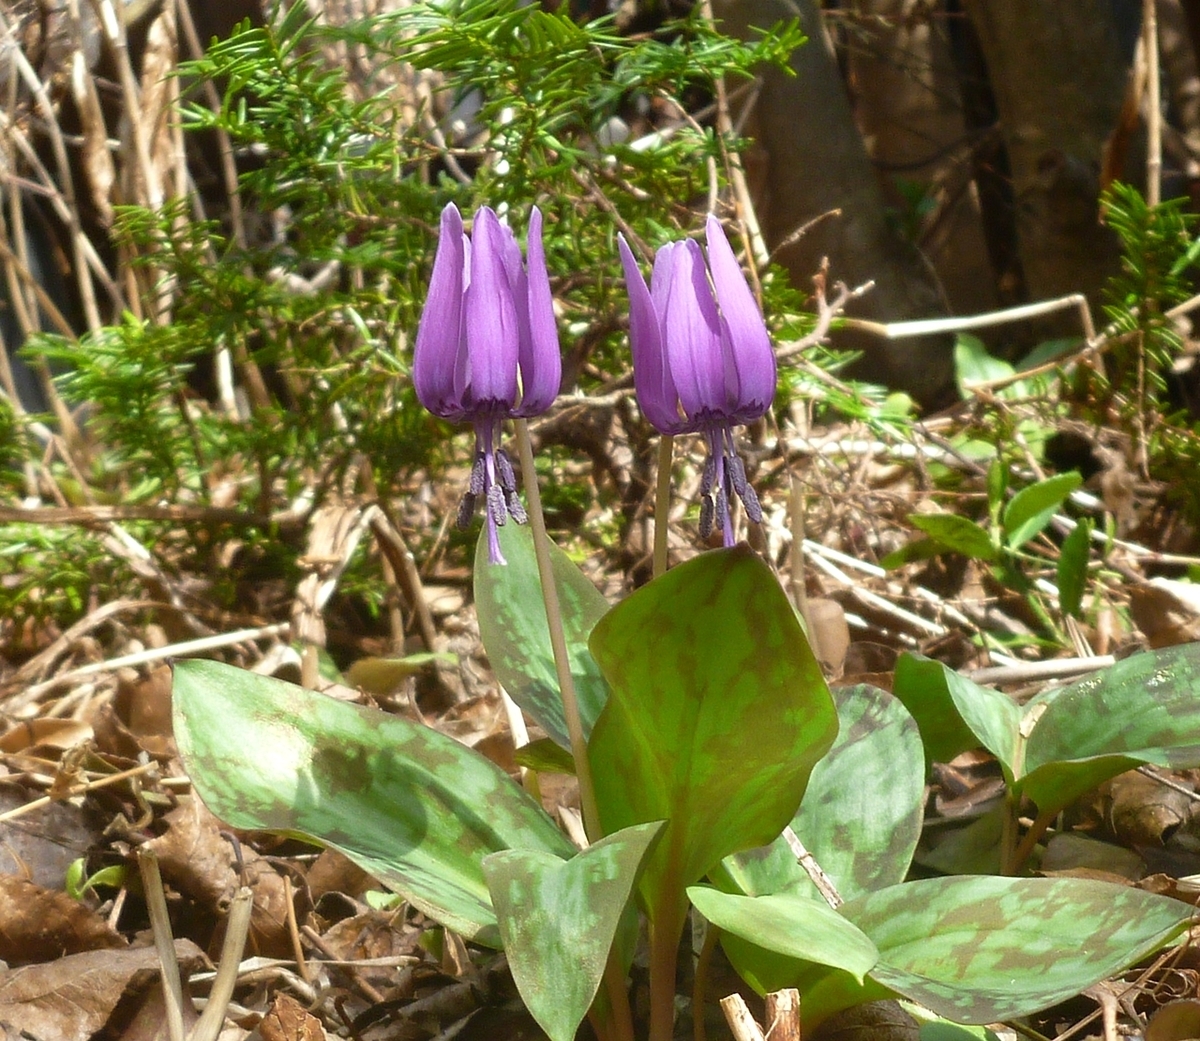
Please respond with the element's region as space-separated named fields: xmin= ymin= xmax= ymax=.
xmin=512 ymin=418 xmax=602 ymax=841
xmin=654 ymin=435 xmax=674 ymax=579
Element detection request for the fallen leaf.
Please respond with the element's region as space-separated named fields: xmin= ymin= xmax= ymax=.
xmin=0 ymin=876 xmax=125 ymax=964
xmin=259 ymin=993 xmax=328 ymax=1041
xmin=0 ymin=939 xmax=206 ymax=1037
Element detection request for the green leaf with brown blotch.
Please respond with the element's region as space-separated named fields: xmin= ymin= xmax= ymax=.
xmin=172 ymin=659 xmax=573 ymax=947
xmin=587 ymin=546 xmax=838 ymax=932
xmin=475 ymin=521 xmax=611 ymax=749
xmin=844 ymin=876 xmax=1192 ymax=1024
xmin=1020 ymin=641 xmax=1200 ymax=811
xmin=483 ymin=822 xmax=664 ymax=1041
xmin=716 ymin=684 xmax=924 ymax=905
xmin=717 ymin=876 xmax=1192 ymax=1029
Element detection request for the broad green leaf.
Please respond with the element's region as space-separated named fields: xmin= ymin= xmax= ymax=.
xmin=880 ymin=537 xmax=945 ymax=570
xmin=588 ymin=546 xmax=838 ymax=928
xmin=484 ymin=822 xmax=663 ymax=1041
xmin=1020 ymin=643 xmax=1200 ymax=812
xmin=840 ymin=876 xmax=1192 ymax=1024
xmin=729 ymin=876 xmax=1191 ymax=1028
xmin=1003 ymin=471 xmax=1082 ymax=550
xmin=514 ymin=737 xmax=577 ymax=775
xmin=892 ymin=655 xmax=1021 ymax=780
xmin=907 ymin=514 xmax=998 ymax=562
xmin=475 ymin=522 xmax=610 ymax=748
xmin=955 ymin=333 xmax=1013 ymax=393
xmin=172 ymin=660 xmax=573 ymax=946
xmin=720 ymin=685 xmax=923 ymax=901
xmin=1056 ymin=519 xmax=1093 ymax=618
xmin=687 ymin=886 xmax=876 ymax=982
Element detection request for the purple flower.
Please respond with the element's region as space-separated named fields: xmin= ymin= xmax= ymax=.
xmin=619 ymin=216 xmax=776 ymax=546
xmin=414 ymin=202 xmax=561 ymax=564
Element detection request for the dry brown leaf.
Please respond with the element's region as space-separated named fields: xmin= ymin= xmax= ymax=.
xmin=306 ymin=848 xmax=372 ymax=903
xmin=144 ymin=795 xmax=293 ymax=956
xmin=260 ymin=993 xmax=328 ymax=1041
xmin=0 ymin=784 xmax=98 ymax=890
xmin=1146 ymin=998 xmax=1200 ymax=1041
xmin=0 ymin=718 xmax=93 ymax=755
xmin=0 ymin=875 xmax=126 ymax=965
xmin=0 ymin=939 xmax=206 ymax=1039
xmin=1129 ymin=582 xmax=1200 ymax=649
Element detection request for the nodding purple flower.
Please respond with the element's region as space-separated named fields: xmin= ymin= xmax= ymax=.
xmin=619 ymin=215 xmax=776 ymax=546
xmin=413 ymin=203 xmax=561 ymax=564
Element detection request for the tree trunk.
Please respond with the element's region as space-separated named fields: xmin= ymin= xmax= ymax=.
xmin=713 ymin=0 xmax=957 ymax=407
xmin=962 ymin=0 xmax=1130 ymax=307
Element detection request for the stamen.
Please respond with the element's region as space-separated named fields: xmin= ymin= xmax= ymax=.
xmin=469 ymin=452 xmax=486 ymax=496
xmin=699 ymin=494 xmax=715 ymax=538
xmin=496 ymin=448 xmax=518 ymax=492
xmin=456 ymin=492 xmax=476 ymax=530
xmin=487 ymin=483 xmax=508 ymax=528
xmin=506 ymin=489 xmax=527 ymax=523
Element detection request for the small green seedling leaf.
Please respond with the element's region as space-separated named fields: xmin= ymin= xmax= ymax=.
xmin=172 ymin=659 xmax=573 ymax=946
xmin=588 ymin=546 xmax=838 ymax=931
xmin=907 ymin=514 xmax=998 ymax=562
xmin=892 ymin=654 xmax=1021 ymax=780
xmin=880 ymin=537 xmax=946 ymax=570
xmin=688 ymin=886 xmax=877 ymax=982
xmin=1003 ymin=471 xmax=1082 ymax=550
xmin=475 ymin=522 xmax=611 ymax=748
xmin=1056 ymin=519 xmax=1093 ymax=618
xmin=66 ymin=860 xmax=127 ymax=900
xmin=484 ymin=821 xmax=664 ymax=1041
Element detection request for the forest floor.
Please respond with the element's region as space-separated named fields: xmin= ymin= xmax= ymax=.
xmin=2 ymin=395 xmax=1200 ymax=1041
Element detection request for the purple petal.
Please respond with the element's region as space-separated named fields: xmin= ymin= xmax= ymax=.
xmin=413 ymin=203 xmax=466 ymax=417
xmin=706 ymin=215 xmax=776 ymax=419
xmin=619 ymin=234 xmax=683 ymax=434
xmin=661 ymin=237 xmax=724 ymax=420
xmin=514 ymin=207 xmax=561 ymax=417
xmin=464 ymin=207 xmax=520 ymax=409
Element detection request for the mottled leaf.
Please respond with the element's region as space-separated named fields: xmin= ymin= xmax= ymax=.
xmin=483 ymin=822 xmax=663 ymax=1041
xmin=588 ymin=546 xmax=838 ymax=930
xmin=475 ymin=521 xmax=611 ymax=748
xmin=842 ymin=876 xmax=1192 ymax=1023
xmin=719 ymin=685 xmax=923 ymax=901
xmin=722 ymin=877 xmax=1191 ymax=1029
xmin=1003 ymin=471 xmax=1082 ymax=550
xmin=907 ymin=515 xmax=998 ymax=563
xmin=172 ymin=660 xmax=573 ymax=946
xmin=892 ymin=655 xmax=1020 ymax=780
xmin=1020 ymin=643 xmax=1200 ymax=812
xmin=687 ymin=886 xmax=876 ymax=981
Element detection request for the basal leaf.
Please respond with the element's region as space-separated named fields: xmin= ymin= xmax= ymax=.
xmin=1020 ymin=643 xmax=1200 ymax=812
xmin=484 ymin=822 xmax=664 ymax=1041
xmin=907 ymin=514 xmax=998 ymax=562
xmin=687 ymin=886 xmax=877 ymax=982
xmin=719 ymin=684 xmax=923 ymax=901
xmin=1003 ymin=471 xmax=1082 ymax=550
xmin=956 ymin=333 xmax=1013 ymax=392
xmin=475 ymin=522 xmax=610 ymax=748
xmin=725 ymin=877 xmax=1191 ymax=1028
xmin=843 ymin=876 xmax=1192 ymax=1023
xmin=172 ymin=660 xmax=573 ymax=946
xmin=892 ymin=654 xmax=1021 ymax=780
xmin=588 ymin=546 xmax=838 ymax=927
